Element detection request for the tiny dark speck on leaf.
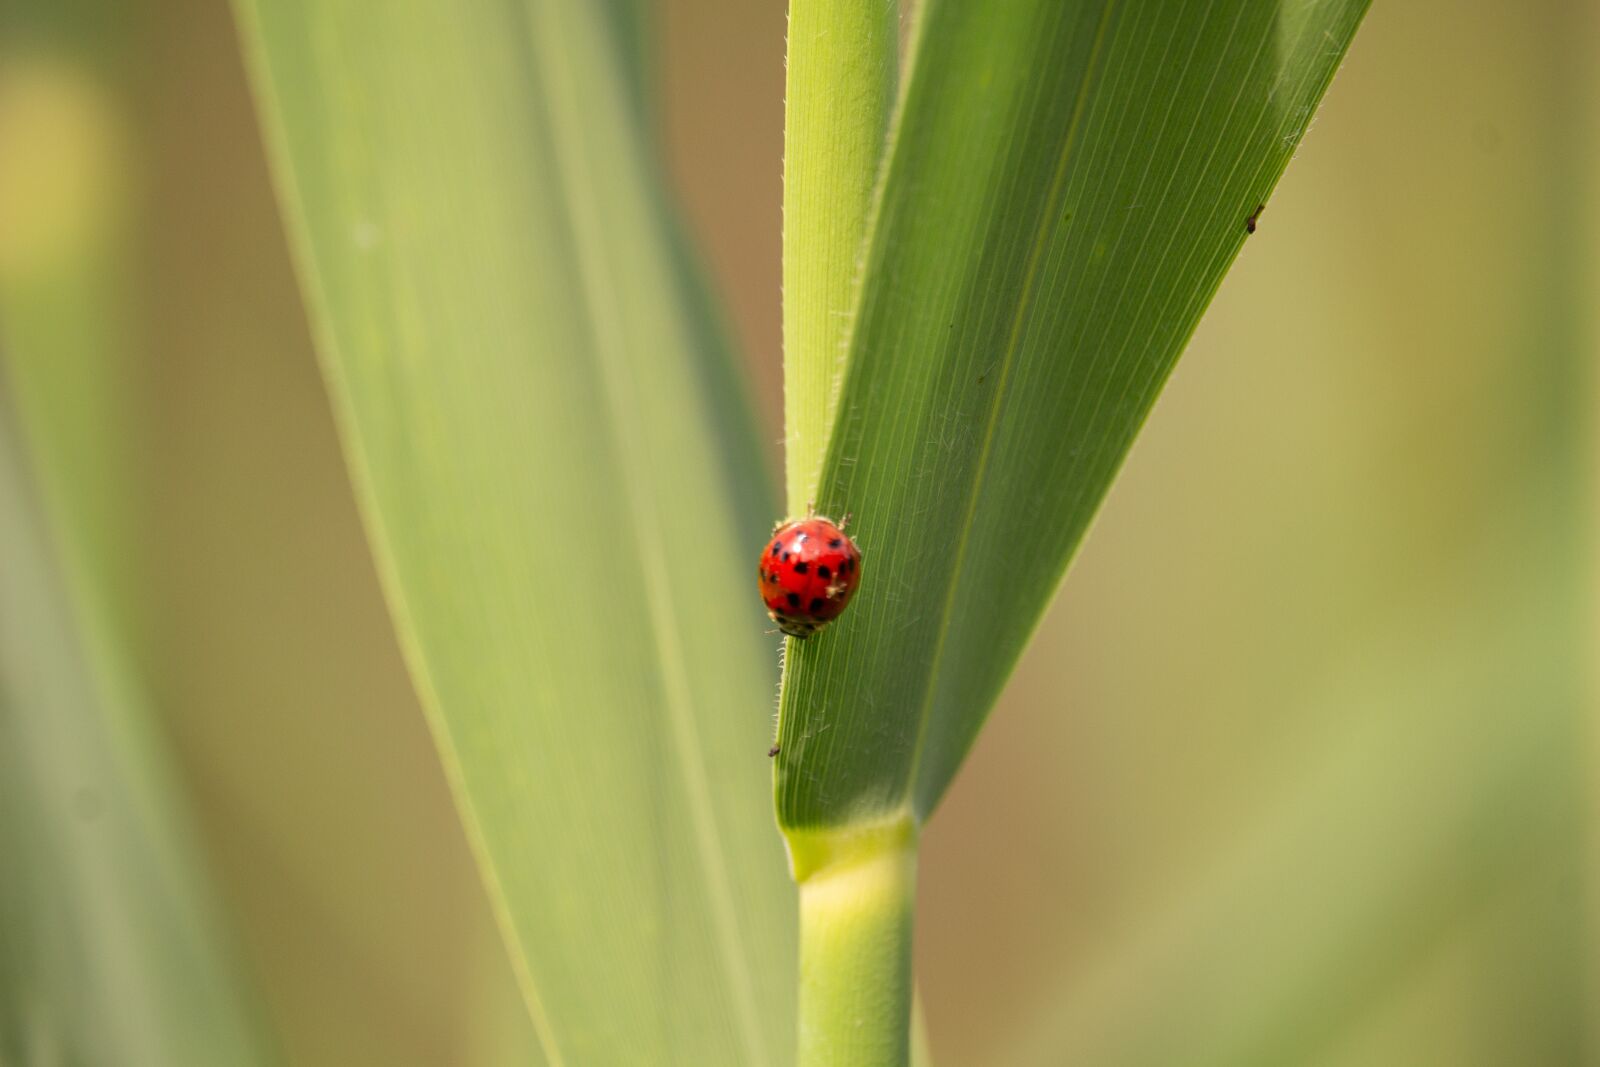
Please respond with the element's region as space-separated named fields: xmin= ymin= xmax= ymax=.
xmin=768 ymin=744 xmax=781 ymax=757
xmin=1246 ymin=204 xmax=1264 ymax=234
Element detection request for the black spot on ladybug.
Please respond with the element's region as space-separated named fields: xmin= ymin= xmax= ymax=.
xmin=787 ymin=593 xmax=801 ymax=608
xmin=793 ymin=561 xmax=808 ymax=574
xmin=781 ymin=552 xmax=790 ymax=562
xmin=829 ymin=538 xmax=842 ymax=549
xmin=817 ymin=565 xmax=831 ymax=579
xmin=771 ymin=542 xmax=781 ymax=556
xmin=809 ymin=598 xmax=824 ymax=613
xmin=768 ymin=744 xmax=781 ymax=757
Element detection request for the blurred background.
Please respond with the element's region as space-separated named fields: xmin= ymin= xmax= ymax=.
xmin=0 ymin=0 xmax=1593 ymax=1064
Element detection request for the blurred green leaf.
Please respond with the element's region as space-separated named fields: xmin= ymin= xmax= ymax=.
xmin=1005 ymin=535 xmax=1585 ymax=1065
xmin=234 ymin=2 xmax=794 ymax=1063
xmin=777 ymin=0 xmax=1370 ymax=837
xmin=0 ymin=408 xmax=270 ymax=1067
xmin=0 ymin=41 xmax=269 ymax=1065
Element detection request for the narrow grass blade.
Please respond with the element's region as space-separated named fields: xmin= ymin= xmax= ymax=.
xmin=234 ymin=3 xmax=795 ymax=1063
xmin=777 ymin=0 xmax=1370 ymax=833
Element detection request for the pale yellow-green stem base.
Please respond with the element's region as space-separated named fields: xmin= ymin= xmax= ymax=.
xmin=791 ymin=820 xmax=918 ymax=1067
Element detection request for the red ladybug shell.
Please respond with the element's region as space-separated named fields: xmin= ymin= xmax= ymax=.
xmin=757 ymin=516 xmax=862 ymax=637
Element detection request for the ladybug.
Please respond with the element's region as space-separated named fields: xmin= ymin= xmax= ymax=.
xmin=757 ymin=514 xmax=862 ymax=637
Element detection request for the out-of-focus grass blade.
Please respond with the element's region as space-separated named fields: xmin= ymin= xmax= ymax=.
xmin=0 ymin=43 xmax=269 ymax=1066
xmin=777 ymin=0 xmax=1370 ymax=834
xmin=599 ymin=0 xmax=649 ymax=115
xmin=0 ymin=410 xmax=269 ymax=1067
xmin=1005 ymin=542 xmax=1584 ymax=1065
xmin=234 ymin=3 xmax=794 ymax=1063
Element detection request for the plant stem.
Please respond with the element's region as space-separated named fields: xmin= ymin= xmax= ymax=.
xmin=782 ymin=0 xmax=898 ymax=515
xmin=791 ymin=820 xmax=918 ymax=1067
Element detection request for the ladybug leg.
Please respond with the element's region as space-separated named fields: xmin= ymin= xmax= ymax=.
xmin=839 ymin=512 xmax=853 ymax=530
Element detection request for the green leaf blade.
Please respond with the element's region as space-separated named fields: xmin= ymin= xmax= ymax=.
xmin=777 ymin=0 xmax=1370 ymax=832
xmin=235 ymin=3 xmax=794 ymax=1063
